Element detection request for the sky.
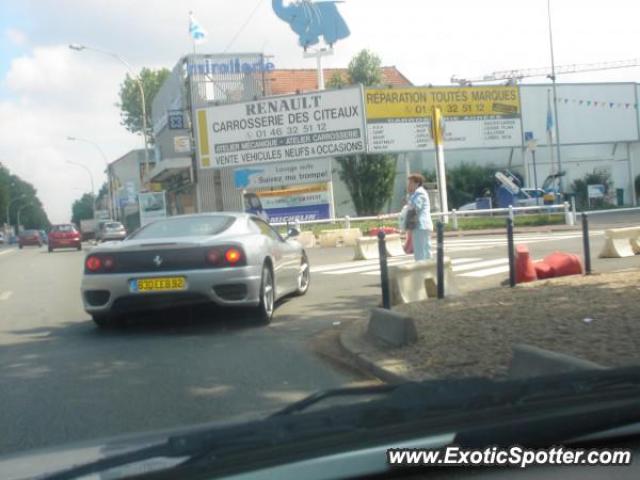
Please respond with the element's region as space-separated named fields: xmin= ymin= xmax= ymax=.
xmin=1 ymin=0 xmax=640 ymax=223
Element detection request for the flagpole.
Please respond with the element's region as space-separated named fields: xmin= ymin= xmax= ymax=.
xmin=547 ymin=89 xmax=555 ymax=175
xmin=547 ymin=0 xmax=563 ymax=191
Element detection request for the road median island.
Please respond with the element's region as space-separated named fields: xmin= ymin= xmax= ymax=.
xmin=339 ymin=269 xmax=640 ymax=381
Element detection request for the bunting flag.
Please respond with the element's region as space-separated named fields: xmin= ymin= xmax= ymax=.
xmin=555 ymin=96 xmax=638 ymax=109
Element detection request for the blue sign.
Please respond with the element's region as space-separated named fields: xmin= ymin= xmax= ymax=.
xmin=524 ymin=131 xmax=534 ymax=142
xmin=234 ymin=168 xmax=265 ymax=189
xmin=188 ymin=58 xmax=275 ymax=76
xmin=168 ymin=111 xmax=185 ymax=130
xmin=265 ymin=204 xmax=330 ymax=223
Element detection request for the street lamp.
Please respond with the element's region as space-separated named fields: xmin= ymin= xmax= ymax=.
xmin=68 ymin=43 xmax=151 ymax=182
xmin=67 ymin=160 xmax=96 ymax=220
xmin=16 ymin=203 xmax=33 ymax=233
xmin=67 ymin=136 xmax=114 ymax=219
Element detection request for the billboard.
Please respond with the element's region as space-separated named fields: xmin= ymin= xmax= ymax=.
xmin=364 ymin=86 xmax=522 ymax=152
xmin=196 ymin=86 xmax=366 ymax=168
xmin=139 ymin=191 xmax=167 ymax=226
xmin=256 ymin=184 xmax=331 ymax=223
xmin=233 ymin=158 xmax=331 ymax=190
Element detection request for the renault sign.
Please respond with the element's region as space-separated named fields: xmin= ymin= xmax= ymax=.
xmin=196 ymin=86 xmax=366 ymax=168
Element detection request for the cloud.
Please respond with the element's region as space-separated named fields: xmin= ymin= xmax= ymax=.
xmin=4 ymin=28 xmax=28 ymax=46
xmin=0 ymin=45 xmax=140 ymax=223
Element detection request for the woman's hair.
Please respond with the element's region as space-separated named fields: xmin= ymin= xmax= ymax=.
xmin=408 ymin=173 xmax=425 ymax=186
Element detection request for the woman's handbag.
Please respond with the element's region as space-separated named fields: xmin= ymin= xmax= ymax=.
xmin=404 ymin=207 xmax=418 ymax=230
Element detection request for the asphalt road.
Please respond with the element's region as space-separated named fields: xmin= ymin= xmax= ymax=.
xmin=0 ymin=209 xmax=638 ymax=456
xmin=0 ymin=244 xmax=374 ymax=456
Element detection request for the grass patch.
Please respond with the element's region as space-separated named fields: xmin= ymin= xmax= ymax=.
xmin=277 ymin=213 xmax=566 ymax=237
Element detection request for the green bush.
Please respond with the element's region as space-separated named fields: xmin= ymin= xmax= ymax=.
xmin=570 ymin=170 xmax=614 ymax=210
xmin=635 ymin=174 xmax=640 ymax=201
xmin=424 ymin=164 xmax=497 ymax=209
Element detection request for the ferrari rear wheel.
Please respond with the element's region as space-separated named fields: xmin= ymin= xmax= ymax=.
xmin=295 ymin=254 xmax=310 ymax=296
xmin=255 ymin=264 xmax=274 ymax=325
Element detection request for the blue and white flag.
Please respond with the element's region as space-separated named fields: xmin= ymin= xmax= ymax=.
xmin=189 ymin=12 xmax=208 ymax=45
xmin=546 ymin=92 xmax=554 ymax=134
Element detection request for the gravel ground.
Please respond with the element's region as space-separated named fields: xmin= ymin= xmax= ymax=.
xmin=394 ymin=269 xmax=640 ymax=379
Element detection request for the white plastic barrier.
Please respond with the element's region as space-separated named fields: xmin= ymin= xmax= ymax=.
xmin=388 ymin=257 xmax=456 ymax=306
xmin=598 ymin=227 xmax=640 ymax=258
xmin=384 ymin=234 xmax=406 ymax=257
xmin=318 ymin=228 xmax=362 ymax=248
xmin=295 ymin=231 xmax=316 ymax=249
xmin=353 ymin=236 xmax=379 ymax=260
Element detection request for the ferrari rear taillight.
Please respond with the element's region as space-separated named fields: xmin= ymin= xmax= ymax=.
xmin=85 ymin=255 xmax=115 ymax=273
xmin=205 ymin=246 xmax=246 ymax=267
xmin=86 ymin=256 xmax=102 ymax=272
xmin=225 ymin=248 xmax=242 ymax=264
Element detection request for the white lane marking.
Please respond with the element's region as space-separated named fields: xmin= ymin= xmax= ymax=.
xmin=452 ymin=258 xmax=508 ymax=273
xmin=459 ymin=265 xmax=511 ymax=278
xmin=361 ymin=257 xmax=485 ymax=276
xmin=0 ymin=291 xmax=13 ymax=301
xmin=0 ymin=249 xmax=16 ymax=256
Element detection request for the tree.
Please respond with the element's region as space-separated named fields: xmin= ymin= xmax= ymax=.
xmin=326 ymin=72 xmax=347 ymax=89
xmin=347 ymin=49 xmax=383 ymax=86
xmin=71 ymin=193 xmax=95 ymax=226
xmin=571 ymin=170 xmax=613 ymax=210
xmin=117 ymin=67 xmax=170 ymax=143
xmin=336 ymin=50 xmax=397 ymax=215
xmin=0 ymin=165 xmax=50 ymax=229
xmin=337 ymin=155 xmax=397 ymax=215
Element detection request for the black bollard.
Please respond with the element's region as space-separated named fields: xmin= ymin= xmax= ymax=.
xmin=582 ymin=212 xmax=592 ymax=275
xmin=507 ymin=218 xmax=516 ymax=288
xmin=377 ymin=231 xmax=390 ymax=309
xmin=436 ymin=222 xmax=444 ymax=299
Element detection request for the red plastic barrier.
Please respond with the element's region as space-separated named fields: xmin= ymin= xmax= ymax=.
xmin=368 ymin=226 xmax=399 ymax=237
xmin=515 ymin=245 xmax=537 ymax=283
xmin=543 ymin=252 xmax=584 ymax=277
xmin=534 ymin=261 xmax=555 ymax=279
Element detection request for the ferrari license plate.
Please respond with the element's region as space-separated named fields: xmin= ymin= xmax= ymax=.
xmin=130 ymin=277 xmax=186 ymax=293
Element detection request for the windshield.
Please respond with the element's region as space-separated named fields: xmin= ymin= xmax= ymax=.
xmin=2 ymin=1 xmax=640 ymax=478
xmin=129 ymin=215 xmax=234 ymax=239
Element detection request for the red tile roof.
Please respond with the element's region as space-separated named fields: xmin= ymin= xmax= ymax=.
xmin=265 ymin=66 xmax=412 ymax=95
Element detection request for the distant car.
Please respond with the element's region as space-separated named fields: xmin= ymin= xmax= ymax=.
xmin=81 ymin=213 xmax=310 ymax=328
xmin=48 ymin=224 xmax=82 ymax=252
xmin=97 ymin=221 xmax=127 ymax=242
xmin=19 ymin=230 xmax=43 ymax=249
xmin=39 ymin=230 xmax=48 ymax=244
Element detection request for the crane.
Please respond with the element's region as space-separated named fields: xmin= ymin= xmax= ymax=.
xmin=451 ymin=58 xmax=640 ymax=86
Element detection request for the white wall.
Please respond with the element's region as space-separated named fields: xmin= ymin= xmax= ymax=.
xmin=520 ymin=83 xmax=639 ymax=145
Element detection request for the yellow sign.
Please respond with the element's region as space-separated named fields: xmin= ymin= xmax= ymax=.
xmin=365 ymin=86 xmax=520 ymax=120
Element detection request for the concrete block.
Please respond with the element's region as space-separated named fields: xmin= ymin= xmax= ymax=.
xmin=319 ymin=228 xmax=362 ymax=248
xmin=598 ymin=227 xmax=640 ymax=258
xmin=353 ymin=236 xmax=380 ymax=260
xmin=385 ymin=234 xmax=406 ymax=257
xmin=389 ymin=258 xmax=456 ymax=305
xmin=367 ymin=308 xmax=418 ymax=347
xmin=508 ymin=344 xmax=606 ymax=379
xmin=295 ymin=231 xmax=316 ymax=249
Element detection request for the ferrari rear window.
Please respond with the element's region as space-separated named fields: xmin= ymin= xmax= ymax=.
xmin=129 ymin=216 xmax=235 ymax=239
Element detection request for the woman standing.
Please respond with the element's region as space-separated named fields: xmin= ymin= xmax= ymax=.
xmin=406 ymin=173 xmax=433 ymax=261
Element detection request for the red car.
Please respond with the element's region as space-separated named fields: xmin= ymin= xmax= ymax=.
xmin=48 ymin=224 xmax=82 ymax=252
xmin=18 ymin=230 xmax=43 ymax=249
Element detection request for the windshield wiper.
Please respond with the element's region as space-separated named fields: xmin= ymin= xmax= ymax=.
xmin=270 ymin=383 xmax=401 ymax=417
xmin=44 ymin=367 xmax=640 ymax=480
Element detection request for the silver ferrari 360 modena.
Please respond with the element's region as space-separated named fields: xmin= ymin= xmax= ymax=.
xmin=80 ymin=213 xmax=310 ymax=328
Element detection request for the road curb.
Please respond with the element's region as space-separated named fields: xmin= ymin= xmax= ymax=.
xmin=338 ymin=318 xmax=424 ymax=384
